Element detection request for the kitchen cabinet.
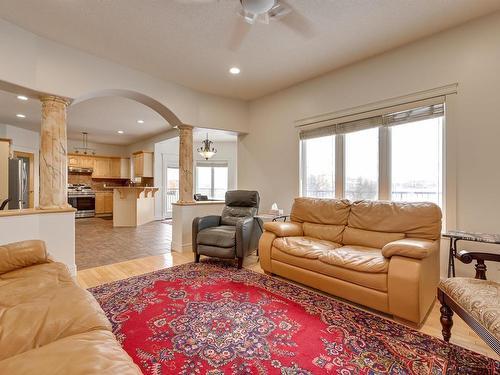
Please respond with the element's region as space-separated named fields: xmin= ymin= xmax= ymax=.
xmin=68 ymin=154 xmax=94 ymax=168
xmin=93 ymin=158 xmax=111 ymax=178
xmin=68 ymin=154 xmax=130 ymax=179
xmin=95 ymin=191 xmax=113 ymax=216
xmin=132 ymin=151 xmax=153 ymax=178
xmin=120 ymin=158 xmax=130 ymax=179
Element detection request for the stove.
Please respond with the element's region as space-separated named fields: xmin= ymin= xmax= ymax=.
xmin=68 ymin=184 xmax=96 ymax=218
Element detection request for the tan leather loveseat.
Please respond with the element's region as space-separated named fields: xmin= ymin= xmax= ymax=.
xmin=259 ymin=198 xmax=442 ymax=324
xmin=0 ymin=240 xmax=141 ymax=374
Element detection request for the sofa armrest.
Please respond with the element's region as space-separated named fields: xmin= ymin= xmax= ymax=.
xmin=382 ymin=238 xmax=438 ymax=260
xmin=263 ymin=222 xmax=303 ymax=237
xmin=192 ymin=215 xmax=221 ymax=253
xmin=0 ymin=240 xmax=49 ymax=275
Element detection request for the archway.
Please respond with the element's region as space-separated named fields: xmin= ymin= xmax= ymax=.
xmin=71 ymin=89 xmax=183 ymax=128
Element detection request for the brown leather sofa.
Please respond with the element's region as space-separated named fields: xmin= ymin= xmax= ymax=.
xmin=0 ymin=240 xmax=141 ymax=375
xmin=259 ymin=198 xmax=442 ymax=324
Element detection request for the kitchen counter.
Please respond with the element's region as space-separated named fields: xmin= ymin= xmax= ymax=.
xmin=112 ymin=187 xmax=159 ymax=227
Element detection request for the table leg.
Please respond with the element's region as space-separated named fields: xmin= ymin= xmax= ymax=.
xmin=447 ymin=238 xmax=457 ymax=278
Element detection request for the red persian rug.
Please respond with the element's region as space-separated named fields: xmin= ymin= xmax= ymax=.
xmin=91 ymin=261 xmax=499 ymax=374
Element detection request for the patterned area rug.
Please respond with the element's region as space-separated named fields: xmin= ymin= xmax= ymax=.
xmin=90 ymin=261 xmax=499 ymax=374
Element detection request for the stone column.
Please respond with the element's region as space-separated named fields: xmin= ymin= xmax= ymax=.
xmin=178 ymin=124 xmax=194 ymax=204
xmin=39 ymin=96 xmax=71 ymax=209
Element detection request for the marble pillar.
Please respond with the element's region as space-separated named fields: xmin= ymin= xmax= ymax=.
xmin=39 ymin=96 xmax=71 ymax=209
xmin=178 ymin=125 xmax=194 ymax=204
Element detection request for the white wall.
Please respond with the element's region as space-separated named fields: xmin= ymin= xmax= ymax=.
xmin=67 ymin=138 xmax=128 ymax=157
xmin=0 ymin=19 xmax=249 ymax=133
xmin=239 ymin=12 xmax=500 ymax=279
xmin=0 ymin=124 xmax=40 ymax=207
xmin=154 ymin=137 xmax=238 ymax=219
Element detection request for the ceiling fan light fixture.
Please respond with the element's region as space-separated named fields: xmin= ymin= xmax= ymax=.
xmin=240 ymin=0 xmax=276 ymax=14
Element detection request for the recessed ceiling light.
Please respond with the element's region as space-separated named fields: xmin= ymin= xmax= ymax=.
xmin=16 ymin=114 xmax=26 ymax=118
xmin=117 ymin=130 xmax=124 ymax=134
xmin=137 ymin=120 xmax=144 ymax=124
xmin=17 ymin=95 xmax=28 ymax=101
xmin=229 ymin=67 xmax=241 ymax=75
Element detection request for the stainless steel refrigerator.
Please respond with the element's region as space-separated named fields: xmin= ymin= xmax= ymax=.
xmin=8 ymin=158 xmax=28 ymax=209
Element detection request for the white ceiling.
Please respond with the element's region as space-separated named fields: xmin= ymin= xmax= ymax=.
xmin=67 ymin=96 xmax=168 ymax=145
xmin=1 ymin=1 xmax=499 ymax=100
xmin=0 ymin=89 xmax=237 ymax=145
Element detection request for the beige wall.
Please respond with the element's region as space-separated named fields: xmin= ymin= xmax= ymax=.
xmin=0 ymin=19 xmax=249 ymax=133
xmin=238 ymin=12 xmax=500 ymax=278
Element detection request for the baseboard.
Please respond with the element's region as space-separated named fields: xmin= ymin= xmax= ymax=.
xmin=171 ymin=241 xmax=192 ymax=253
xmin=67 ymin=263 xmax=77 ymax=277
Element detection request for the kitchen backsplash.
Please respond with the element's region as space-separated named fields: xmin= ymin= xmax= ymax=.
xmin=68 ymin=174 xmax=154 ymax=191
xmin=68 ymin=174 xmax=128 ymax=191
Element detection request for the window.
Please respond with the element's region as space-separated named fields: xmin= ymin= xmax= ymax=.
xmin=301 ymin=135 xmax=335 ymax=198
xmin=195 ymin=162 xmax=228 ymax=200
xmin=391 ymin=117 xmax=443 ymax=206
xmin=300 ymin=101 xmax=444 ymax=207
xmin=344 ymin=128 xmax=378 ymax=201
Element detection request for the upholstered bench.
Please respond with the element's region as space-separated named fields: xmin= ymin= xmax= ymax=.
xmin=438 ymin=277 xmax=500 ymax=355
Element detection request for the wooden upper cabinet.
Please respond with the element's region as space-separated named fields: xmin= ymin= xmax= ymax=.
xmin=133 ymin=151 xmax=153 ymax=178
xmin=68 ymin=155 xmax=79 ymax=167
xmin=68 ymin=154 xmax=131 ymax=179
xmin=110 ymin=158 xmax=121 ymax=178
xmin=93 ymin=157 xmax=111 ymax=178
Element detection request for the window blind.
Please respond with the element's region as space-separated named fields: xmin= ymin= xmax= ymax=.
xmin=196 ymin=161 xmax=228 ymax=168
xmin=299 ymin=101 xmax=444 ymax=141
xmin=383 ymin=103 xmax=444 ymax=127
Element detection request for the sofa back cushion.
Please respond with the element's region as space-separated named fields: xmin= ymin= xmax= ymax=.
xmin=290 ymin=198 xmax=350 ymax=225
xmin=348 ymin=200 xmax=442 ymax=240
xmin=303 ymin=222 xmax=345 ymax=244
xmin=342 ymin=227 xmax=405 ymax=249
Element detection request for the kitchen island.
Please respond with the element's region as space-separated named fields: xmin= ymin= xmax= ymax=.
xmin=112 ymin=187 xmax=159 ymax=227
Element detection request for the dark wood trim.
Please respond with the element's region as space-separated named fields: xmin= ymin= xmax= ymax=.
xmin=194 ymin=253 xmax=200 ymax=263
xmin=237 ymin=257 xmax=243 ymax=269
xmin=456 ymin=250 xmax=500 ymax=280
xmin=438 ymin=288 xmax=500 ymax=355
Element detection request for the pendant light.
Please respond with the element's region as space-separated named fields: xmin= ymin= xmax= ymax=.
xmin=197 ymin=133 xmax=217 ymax=160
xmin=73 ymin=132 xmax=96 ymax=155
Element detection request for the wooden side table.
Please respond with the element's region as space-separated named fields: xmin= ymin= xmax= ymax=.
xmin=442 ymin=230 xmax=500 ymax=278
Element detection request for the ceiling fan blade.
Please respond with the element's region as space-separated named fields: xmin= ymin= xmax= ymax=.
xmin=278 ymin=0 xmax=315 ymax=38
xmin=228 ymin=18 xmax=252 ymax=50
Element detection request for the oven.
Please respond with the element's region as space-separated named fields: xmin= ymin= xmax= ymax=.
xmin=68 ymin=193 xmax=95 ymax=218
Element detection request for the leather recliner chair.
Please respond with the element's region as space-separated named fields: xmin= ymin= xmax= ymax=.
xmin=192 ymin=190 xmax=261 ymax=268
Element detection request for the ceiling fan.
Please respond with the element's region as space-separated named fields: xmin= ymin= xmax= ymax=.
xmin=176 ymin=0 xmax=314 ymax=50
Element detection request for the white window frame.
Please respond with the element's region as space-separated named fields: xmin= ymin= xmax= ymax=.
xmin=195 ymin=161 xmax=229 ymax=199
xmin=299 ymin=110 xmax=445 ymax=206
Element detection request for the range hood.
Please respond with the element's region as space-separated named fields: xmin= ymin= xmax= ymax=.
xmin=68 ymin=166 xmax=93 ymax=174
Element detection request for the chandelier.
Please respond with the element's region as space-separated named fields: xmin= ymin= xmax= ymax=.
xmin=197 ymin=133 xmax=217 ymax=160
xmin=73 ymin=132 xmax=96 ymax=155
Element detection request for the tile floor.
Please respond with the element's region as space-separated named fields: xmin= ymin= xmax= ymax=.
xmin=75 ymin=217 xmax=172 ymax=270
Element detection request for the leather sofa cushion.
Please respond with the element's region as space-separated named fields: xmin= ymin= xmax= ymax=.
xmin=342 ymin=226 xmax=405 ymax=249
xmin=290 ymin=197 xmax=350 ymax=225
xmin=197 ymin=225 xmax=236 ymax=248
xmin=197 ymin=244 xmax=236 ymax=259
xmin=272 ymin=248 xmax=388 ymax=292
xmin=273 ymin=236 xmax=341 ymax=259
xmin=348 ymin=200 xmax=442 ymax=240
xmin=0 ymin=262 xmax=112 ymax=360
xmin=221 ymin=206 xmax=257 ymax=226
xmin=303 ymin=222 xmax=345 ymax=244
xmin=0 ymin=240 xmax=48 ymax=275
xmin=318 ymin=245 xmax=389 ymax=273
xmin=0 ymin=330 xmax=142 ymax=375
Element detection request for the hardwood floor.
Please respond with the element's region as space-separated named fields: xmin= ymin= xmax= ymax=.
xmin=77 ymin=250 xmax=498 ymax=360
xmin=75 ymin=217 xmax=172 ymax=270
